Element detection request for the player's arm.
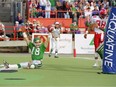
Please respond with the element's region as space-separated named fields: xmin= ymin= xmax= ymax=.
xmin=84 ymin=23 xmax=97 ymax=39
xmin=84 ymin=26 xmax=91 ymax=39
xmin=21 ymin=26 xmax=30 ymax=45
xmin=43 ymin=35 xmax=49 ymax=48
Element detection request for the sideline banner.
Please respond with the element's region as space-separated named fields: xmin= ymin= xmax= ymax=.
xmin=32 ymin=33 xmax=72 ymax=54
xmin=75 ymin=34 xmax=95 ymax=54
xmin=103 ymin=7 xmax=116 ymax=74
xmin=51 ymin=34 xmax=72 ymax=54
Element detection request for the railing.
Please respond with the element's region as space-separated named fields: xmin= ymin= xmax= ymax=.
xmin=27 ymin=8 xmax=86 ymax=28
xmin=28 ymin=10 xmax=83 ymax=19
xmin=1 ymin=14 xmax=87 ymax=41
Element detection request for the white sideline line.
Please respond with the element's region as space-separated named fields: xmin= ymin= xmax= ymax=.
xmin=76 ymin=56 xmax=101 ymax=61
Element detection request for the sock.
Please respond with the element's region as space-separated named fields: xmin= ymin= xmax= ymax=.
xmin=17 ymin=64 xmax=21 ymax=68
xmin=55 ymin=50 xmax=58 ymax=56
xmin=50 ymin=49 xmax=53 ymax=54
xmin=19 ymin=62 xmax=29 ymax=68
xmin=8 ymin=64 xmax=18 ymax=70
xmin=95 ymin=59 xmax=98 ymax=64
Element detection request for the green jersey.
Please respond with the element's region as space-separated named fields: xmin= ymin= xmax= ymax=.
xmin=28 ymin=42 xmax=46 ymax=60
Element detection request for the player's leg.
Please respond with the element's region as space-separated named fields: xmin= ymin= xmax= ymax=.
xmin=96 ymin=39 xmax=104 ymax=69
xmin=96 ymin=42 xmax=104 ymax=59
xmin=0 ymin=60 xmax=18 ymax=71
xmin=93 ymin=33 xmax=100 ymax=67
xmin=3 ymin=60 xmax=31 ymax=69
xmin=11 ymin=61 xmax=39 ymax=69
xmin=96 ymin=32 xmax=104 ymax=59
xmin=31 ymin=60 xmax=42 ymax=69
xmin=93 ymin=52 xmax=99 ymax=67
xmin=10 ymin=60 xmax=42 ymax=69
xmin=0 ymin=60 xmax=42 ymax=71
xmin=54 ymin=38 xmax=59 ymax=58
xmin=18 ymin=62 xmax=31 ymax=69
xmin=49 ymin=38 xmax=54 ymax=57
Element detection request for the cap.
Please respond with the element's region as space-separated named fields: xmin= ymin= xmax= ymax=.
xmin=33 ymin=19 xmax=36 ymax=22
xmin=33 ymin=37 xmax=40 ymax=42
xmin=15 ymin=21 xmax=19 ymax=24
xmin=55 ymin=22 xmax=60 ymax=25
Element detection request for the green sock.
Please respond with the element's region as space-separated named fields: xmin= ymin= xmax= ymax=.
xmin=17 ymin=64 xmax=21 ymax=68
xmin=50 ymin=49 xmax=53 ymax=54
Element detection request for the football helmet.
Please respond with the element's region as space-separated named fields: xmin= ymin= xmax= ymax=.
xmin=33 ymin=37 xmax=42 ymax=47
xmin=100 ymin=9 xmax=107 ymax=18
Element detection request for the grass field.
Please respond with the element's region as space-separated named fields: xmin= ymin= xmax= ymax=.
xmin=0 ymin=53 xmax=116 ymax=87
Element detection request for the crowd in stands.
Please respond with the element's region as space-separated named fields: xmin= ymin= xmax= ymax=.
xmin=26 ymin=0 xmax=112 ymax=33
xmin=13 ymin=0 xmax=115 ymax=40
xmin=28 ymin=0 xmax=112 ymax=21
xmin=1 ymin=0 xmax=115 ymax=41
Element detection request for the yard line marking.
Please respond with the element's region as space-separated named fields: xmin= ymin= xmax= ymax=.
xmin=76 ymin=56 xmax=101 ymax=61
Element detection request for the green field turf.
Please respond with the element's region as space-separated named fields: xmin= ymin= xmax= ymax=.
xmin=0 ymin=53 xmax=116 ymax=87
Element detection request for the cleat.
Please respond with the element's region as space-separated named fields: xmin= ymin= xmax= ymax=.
xmin=27 ymin=61 xmax=32 ymax=69
xmin=93 ymin=63 xmax=99 ymax=68
xmin=54 ymin=56 xmax=59 ymax=58
xmin=34 ymin=63 xmax=42 ymax=69
xmin=3 ymin=60 xmax=9 ymax=68
xmin=49 ymin=54 xmax=51 ymax=57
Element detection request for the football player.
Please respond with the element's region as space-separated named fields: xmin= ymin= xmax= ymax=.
xmin=0 ymin=26 xmax=49 ymax=71
xmin=48 ymin=22 xmax=61 ymax=58
xmin=84 ymin=9 xmax=108 ymax=67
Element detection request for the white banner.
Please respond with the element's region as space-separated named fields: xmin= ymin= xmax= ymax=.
xmin=75 ymin=34 xmax=95 ymax=54
xmin=32 ymin=33 xmax=94 ymax=54
xmin=50 ymin=34 xmax=73 ymax=54
xmin=59 ymin=34 xmax=72 ymax=54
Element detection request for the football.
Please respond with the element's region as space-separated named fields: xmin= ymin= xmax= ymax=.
xmin=47 ymin=25 xmax=54 ymax=32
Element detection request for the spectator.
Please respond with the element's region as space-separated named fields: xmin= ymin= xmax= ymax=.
xmin=62 ymin=1 xmax=67 ymax=11
xmin=56 ymin=1 xmax=63 ymax=18
xmin=37 ymin=7 xmax=44 ymax=18
xmin=36 ymin=24 xmax=48 ymax=33
xmin=32 ymin=19 xmax=38 ymax=32
xmin=70 ymin=21 xmax=80 ymax=34
xmin=30 ymin=4 xmax=38 ymax=18
xmin=72 ymin=12 xmax=78 ymax=23
xmin=0 ymin=21 xmax=10 ymax=41
xmin=85 ymin=15 xmax=91 ymax=32
xmin=50 ymin=7 xmax=57 ymax=18
xmin=25 ymin=20 xmax=35 ymax=36
xmin=49 ymin=0 xmax=56 ymax=10
xmin=83 ymin=1 xmax=90 ymax=12
xmin=84 ymin=7 xmax=92 ymax=17
xmin=29 ymin=0 xmax=37 ymax=9
xmin=15 ymin=13 xmax=24 ymax=25
xmin=64 ymin=10 xmax=70 ymax=19
xmin=112 ymin=0 xmax=116 ymax=7
xmin=36 ymin=0 xmax=40 ymax=9
xmin=102 ymin=0 xmax=109 ymax=8
xmin=71 ymin=4 xmax=77 ymax=16
xmin=45 ymin=0 xmax=51 ymax=18
xmin=15 ymin=21 xmax=22 ymax=40
xmin=39 ymin=0 xmax=46 ymax=10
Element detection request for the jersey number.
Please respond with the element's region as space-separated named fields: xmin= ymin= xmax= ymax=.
xmin=32 ymin=47 xmax=40 ymax=55
xmin=96 ymin=20 xmax=106 ymax=28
